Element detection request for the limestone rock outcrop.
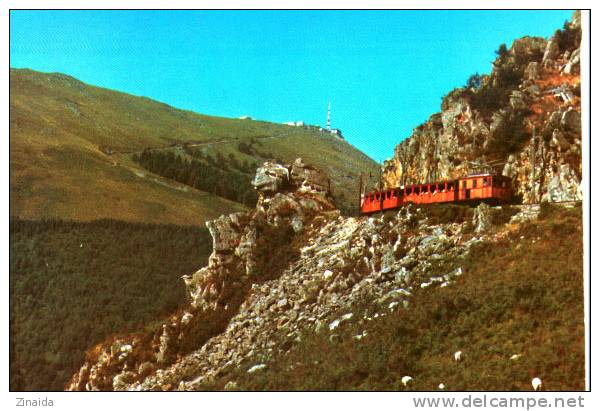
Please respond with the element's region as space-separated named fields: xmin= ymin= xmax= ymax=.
xmin=67 ymin=158 xmax=335 ymax=391
xmin=382 ymin=11 xmax=582 ymax=204
xmin=68 ymin=157 xmax=546 ymax=391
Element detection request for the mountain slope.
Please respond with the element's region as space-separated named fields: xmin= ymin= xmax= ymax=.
xmin=10 ymin=219 xmax=213 ymax=391
xmin=67 ymin=161 xmax=584 ymax=391
xmin=10 ymin=69 xmax=379 ymax=225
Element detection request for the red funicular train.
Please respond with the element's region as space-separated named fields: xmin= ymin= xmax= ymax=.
xmin=360 ymin=173 xmax=513 ymax=214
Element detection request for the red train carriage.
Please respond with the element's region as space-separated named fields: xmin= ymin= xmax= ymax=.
xmin=360 ymin=173 xmax=513 ymax=214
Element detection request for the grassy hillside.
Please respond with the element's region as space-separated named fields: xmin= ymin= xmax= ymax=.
xmin=10 ymin=68 xmax=379 ymax=225
xmin=10 ymin=219 xmax=212 ymax=391
xmin=202 ymin=204 xmax=585 ymax=391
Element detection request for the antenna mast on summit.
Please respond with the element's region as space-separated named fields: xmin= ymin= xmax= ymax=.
xmin=326 ymin=101 xmax=331 ymax=130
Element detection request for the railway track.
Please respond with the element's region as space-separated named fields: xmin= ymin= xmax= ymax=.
xmin=101 ymin=129 xmax=303 ymax=157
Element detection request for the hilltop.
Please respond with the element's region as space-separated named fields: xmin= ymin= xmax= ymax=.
xmin=10 ymin=69 xmax=379 ymax=226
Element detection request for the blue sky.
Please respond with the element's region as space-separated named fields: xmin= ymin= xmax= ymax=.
xmin=10 ymin=10 xmax=573 ymax=162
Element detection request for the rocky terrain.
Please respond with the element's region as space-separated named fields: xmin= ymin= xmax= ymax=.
xmin=382 ymin=11 xmax=582 ymax=204
xmin=68 ymin=158 xmax=565 ymax=391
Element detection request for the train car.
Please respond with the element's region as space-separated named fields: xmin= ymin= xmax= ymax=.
xmin=360 ymin=173 xmax=513 ymax=214
xmin=455 ymin=174 xmax=512 ymax=203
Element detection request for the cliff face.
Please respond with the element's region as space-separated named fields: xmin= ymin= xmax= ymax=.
xmin=382 ymin=11 xmax=582 ymax=204
xmin=68 ymin=158 xmax=546 ymax=391
xmin=67 ymin=159 xmax=337 ymax=390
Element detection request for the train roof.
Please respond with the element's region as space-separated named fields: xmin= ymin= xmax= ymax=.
xmin=362 ymin=173 xmax=509 ymax=196
xmin=462 ymin=173 xmax=506 ymax=178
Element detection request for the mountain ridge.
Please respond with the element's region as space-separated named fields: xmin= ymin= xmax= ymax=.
xmin=10 ymin=68 xmax=379 ymax=225
xmin=381 ymin=11 xmax=582 ymax=205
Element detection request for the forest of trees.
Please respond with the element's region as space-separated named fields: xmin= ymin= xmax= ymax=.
xmin=10 ymin=219 xmax=212 ymax=391
xmin=132 ymin=149 xmax=259 ymax=207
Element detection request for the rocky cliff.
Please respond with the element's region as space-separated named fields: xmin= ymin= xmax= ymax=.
xmin=68 ymin=158 xmax=549 ymax=391
xmin=382 ymin=11 xmax=582 ymax=204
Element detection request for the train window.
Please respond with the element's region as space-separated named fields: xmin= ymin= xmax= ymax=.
xmin=462 ymin=181 xmax=467 ymax=189
xmin=394 ymin=189 xmax=399 ymax=197
xmin=473 ymin=179 xmax=477 ymax=188
xmin=415 ymin=186 xmax=420 ymax=194
xmin=370 ymin=194 xmax=374 ymax=201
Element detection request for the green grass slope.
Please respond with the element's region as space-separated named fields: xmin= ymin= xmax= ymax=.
xmin=10 ymin=68 xmax=379 ymax=225
xmin=10 ymin=219 xmax=213 ymax=391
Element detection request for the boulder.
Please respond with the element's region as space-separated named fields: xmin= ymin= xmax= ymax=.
xmin=550 ymin=129 xmax=570 ymax=151
xmin=568 ymin=10 xmax=581 ymax=30
xmin=472 ymin=203 xmax=492 ymax=234
xmin=561 ymin=109 xmax=581 ymax=134
xmin=417 ymin=232 xmax=452 ymax=255
xmin=511 ymin=36 xmax=547 ymax=64
xmin=563 ymin=48 xmax=580 ymax=75
xmin=252 ymin=162 xmax=290 ymax=193
xmin=206 ymin=213 xmax=245 ymax=253
xmin=547 ymin=110 xmax=563 ymax=129
xmin=502 ymin=155 xmax=518 ymax=180
xmin=224 ymin=381 xmax=238 ymax=391
xmin=509 ymin=90 xmax=528 ymax=110
xmin=112 ymin=371 xmax=137 ymax=391
xmin=542 ymin=34 xmax=560 ymax=66
xmin=441 ymin=100 xmax=464 ymax=130
xmin=290 ymin=158 xmax=331 ymax=193
xmin=524 ymin=62 xmax=540 ymax=81
xmin=541 ymin=164 xmax=583 ymax=202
